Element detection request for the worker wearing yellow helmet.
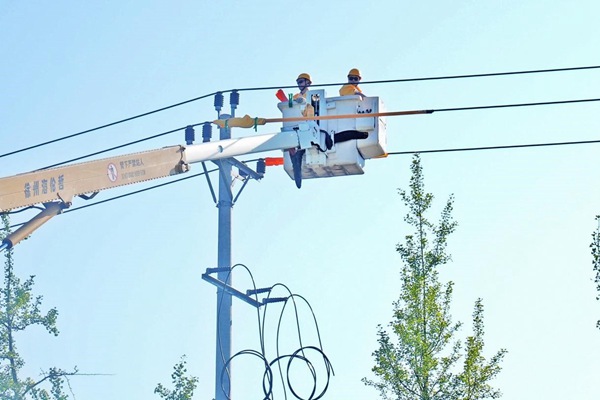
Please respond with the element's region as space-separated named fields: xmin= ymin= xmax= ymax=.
xmin=339 ymin=68 xmax=366 ymax=98
xmin=288 ymin=73 xmax=314 ymax=188
xmin=293 ymin=73 xmax=312 ymax=103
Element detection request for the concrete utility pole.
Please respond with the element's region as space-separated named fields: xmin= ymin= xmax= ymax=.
xmin=213 ymin=91 xmax=238 ymax=400
xmin=214 ymin=127 xmax=233 ymax=399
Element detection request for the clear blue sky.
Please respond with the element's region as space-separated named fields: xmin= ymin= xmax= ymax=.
xmin=2 ymin=1 xmax=600 ymax=399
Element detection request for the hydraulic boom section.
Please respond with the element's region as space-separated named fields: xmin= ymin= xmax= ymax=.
xmin=0 ymin=145 xmax=188 ymax=213
xmin=0 ymin=146 xmax=188 ymax=250
xmin=0 ymin=130 xmax=302 ymax=250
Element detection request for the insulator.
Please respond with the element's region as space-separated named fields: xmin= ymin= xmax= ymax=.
xmin=214 ymin=92 xmax=224 ymax=112
xmin=185 ymin=125 xmax=195 ymax=145
xmin=230 ymin=90 xmax=239 ymax=107
xmin=246 ymin=287 xmax=272 ymax=296
xmin=262 ymin=297 xmax=287 ymax=304
xmin=202 ymin=122 xmax=212 ymax=143
xmin=257 ymin=159 xmax=266 ymax=175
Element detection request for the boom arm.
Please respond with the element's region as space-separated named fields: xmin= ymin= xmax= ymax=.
xmin=0 ymin=128 xmax=304 ymax=249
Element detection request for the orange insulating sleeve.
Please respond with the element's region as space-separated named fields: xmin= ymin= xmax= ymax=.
xmin=265 ymin=157 xmax=284 ymax=166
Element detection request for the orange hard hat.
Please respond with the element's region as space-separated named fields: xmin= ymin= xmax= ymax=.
xmin=348 ymin=68 xmax=361 ymax=78
xmin=297 ymin=73 xmax=312 ymax=82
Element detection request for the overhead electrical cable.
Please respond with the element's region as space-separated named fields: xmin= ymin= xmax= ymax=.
xmin=235 ymin=65 xmax=600 ymax=91
xmin=40 ymin=121 xmax=206 ymax=170
xmin=61 ymin=168 xmax=217 ymax=213
xmin=387 ymin=138 xmax=600 ymax=155
xmin=214 ymin=97 xmax=600 ymax=129
xmin=33 ymin=96 xmax=600 ymax=170
xmin=343 ymin=65 xmax=600 ymax=86
xmin=4 ymin=132 xmax=600 ymax=234
xmin=2 ymin=64 xmax=599 ymax=159
xmin=0 ymin=95 xmax=217 ymax=159
xmin=433 ymin=97 xmax=600 ymax=113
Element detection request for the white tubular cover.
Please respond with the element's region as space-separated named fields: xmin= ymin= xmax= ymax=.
xmin=183 ymin=131 xmax=299 ymax=164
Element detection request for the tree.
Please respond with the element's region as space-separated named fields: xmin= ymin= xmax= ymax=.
xmin=591 ymin=215 xmax=600 ymax=330
xmin=0 ymin=213 xmax=76 ymax=400
xmin=363 ymin=155 xmax=506 ymax=400
xmin=154 ymin=355 xmax=198 ymax=400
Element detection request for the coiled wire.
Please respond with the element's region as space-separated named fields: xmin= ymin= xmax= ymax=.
xmin=216 ymin=265 xmax=334 ymax=399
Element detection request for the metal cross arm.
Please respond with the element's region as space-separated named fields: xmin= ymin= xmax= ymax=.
xmin=201 ymin=269 xmax=262 ymax=308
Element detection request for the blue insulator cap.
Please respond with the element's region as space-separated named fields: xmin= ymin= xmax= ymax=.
xmin=214 ymin=92 xmax=224 ymax=111
xmin=230 ymin=90 xmax=239 ymax=107
xmin=202 ymin=122 xmax=212 ymax=143
xmin=185 ymin=125 xmax=195 ymax=145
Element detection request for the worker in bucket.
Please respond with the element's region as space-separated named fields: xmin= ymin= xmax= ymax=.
xmin=339 ymin=68 xmax=366 ymax=98
xmin=294 ymin=73 xmax=312 ymax=103
xmin=288 ymin=73 xmax=314 ymax=188
xmin=292 ymin=72 xmax=315 ymax=117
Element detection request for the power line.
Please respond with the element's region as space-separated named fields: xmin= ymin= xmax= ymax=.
xmin=0 ymin=94 xmax=217 ymax=160
xmin=40 ymin=121 xmax=206 ymax=170
xmin=2 ymin=64 xmax=599 ymax=160
xmin=344 ymin=65 xmax=600 ymax=86
xmin=59 ymin=136 xmax=600 ymax=212
xmin=27 ymin=96 xmax=600 ymax=170
xmin=3 ymin=133 xmax=600 ymax=233
xmin=240 ymin=97 xmax=600 ymax=128
xmin=387 ymin=138 xmax=600 ymax=155
xmin=63 ymin=168 xmax=216 ymax=213
xmin=237 ymin=65 xmax=600 ymax=91
xmin=433 ymin=97 xmax=600 ymax=113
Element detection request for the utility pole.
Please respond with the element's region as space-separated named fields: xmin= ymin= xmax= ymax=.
xmin=213 ymin=91 xmax=238 ymax=400
xmin=197 ymin=89 xmax=286 ymax=399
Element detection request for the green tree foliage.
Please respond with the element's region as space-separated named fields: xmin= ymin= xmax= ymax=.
xmin=0 ymin=214 xmax=76 ymax=400
xmin=591 ymin=215 xmax=600 ymax=329
xmin=154 ymin=355 xmax=198 ymax=400
xmin=363 ymin=155 xmax=506 ymax=400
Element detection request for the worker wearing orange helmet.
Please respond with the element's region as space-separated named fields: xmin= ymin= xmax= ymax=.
xmin=293 ymin=73 xmax=312 ymax=103
xmin=339 ymin=68 xmax=366 ymax=98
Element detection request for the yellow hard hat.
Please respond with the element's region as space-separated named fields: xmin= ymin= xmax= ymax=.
xmin=348 ymin=68 xmax=361 ymax=78
xmin=297 ymin=73 xmax=311 ymax=82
